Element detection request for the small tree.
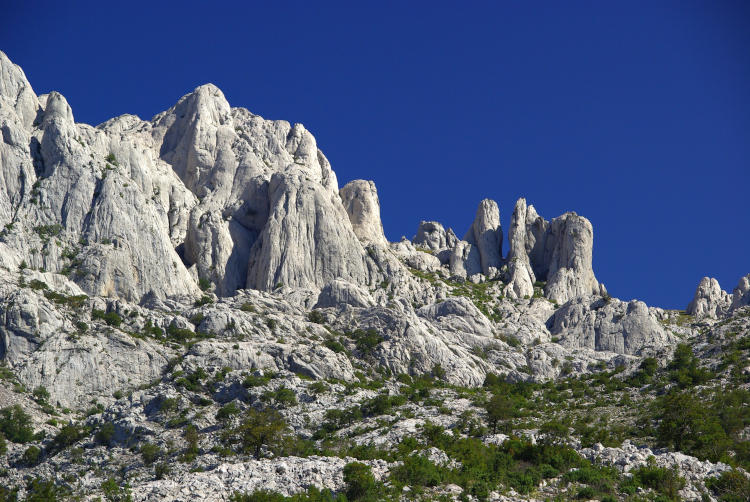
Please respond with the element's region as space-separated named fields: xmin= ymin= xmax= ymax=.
xmin=225 ymin=408 xmax=288 ymax=459
xmin=343 ymin=462 xmax=378 ymax=501
xmin=22 ymin=445 xmax=41 ymax=465
xmin=183 ymin=425 xmax=199 ymax=462
xmin=96 ymin=422 xmax=116 ymax=446
xmin=485 ymin=393 xmax=515 ymax=433
xmin=0 ymin=405 xmax=35 ymax=443
xmin=140 ymin=442 xmax=162 ymax=465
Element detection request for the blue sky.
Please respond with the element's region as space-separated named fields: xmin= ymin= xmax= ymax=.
xmin=2 ymin=1 xmax=748 ymax=308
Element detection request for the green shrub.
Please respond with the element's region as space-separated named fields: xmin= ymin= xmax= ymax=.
xmin=33 ymin=224 xmax=63 ymax=239
xmin=217 ymin=402 xmax=241 ymax=422
xmin=189 ymin=313 xmax=205 ymax=326
xmin=243 ymin=373 xmax=272 ymax=388
xmin=323 ymin=339 xmax=345 ymax=353
xmin=622 ymin=462 xmax=685 ymax=501
xmin=343 ymin=462 xmax=379 ymax=501
xmin=655 ymin=391 xmax=731 ymax=461
xmin=166 ymin=324 xmax=195 ymax=342
xmin=21 ymin=445 xmax=41 ymax=465
xmin=154 ymin=462 xmax=171 ymax=479
xmin=307 ymin=310 xmax=325 ymax=324
xmin=95 ymin=422 xmax=116 ymax=445
xmin=139 ymin=442 xmax=162 ymax=465
xmin=48 ymin=423 xmax=86 ymax=454
xmin=351 ymin=329 xmax=383 ymax=356
xmin=195 ymin=295 xmax=213 ymax=306
xmin=222 ymin=408 xmax=288 ymax=459
xmin=25 ymin=477 xmax=68 ymax=500
xmin=183 ymin=425 xmax=199 ymax=462
xmin=484 ymin=392 xmax=517 ymax=433
xmin=640 ymin=357 xmax=658 ymax=376
xmin=706 ymin=469 xmax=750 ymax=502
xmin=175 ymin=368 xmax=207 ymax=392
xmin=101 ymin=477 xmax=132 ymax=502
xmin=262 ymin=386 xmax=297 ymax=408
xmin=0 ymin=405 xmax=35 ymax=443
xmin=28 ymin=279 xmax=48 ymax=290
xmin=92 ymin=309 xmax=123 ymax=327
xmin=229 ymin=487 xmax=342 ymax=501
xmin=391 ymin=454 xmax=443 ymax=488
xmin=308 ymin=381 xmax=329 ymax=394
xmin=0 ymin=485 xmax=18 ymax=501
xmin=32 ymin=386 xmax=50 ymax=403
xmin=198 ymin=277 xmax=211 ymax=291
xmin=667 ymin=343 xmax=713 ymax=387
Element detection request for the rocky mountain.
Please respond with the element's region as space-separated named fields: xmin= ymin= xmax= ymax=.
xmin=0 ymin=51 xmax=748 ymax=502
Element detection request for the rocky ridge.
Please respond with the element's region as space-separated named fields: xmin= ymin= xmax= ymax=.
xmin=0 ymin=51 xmax=748 ymax=502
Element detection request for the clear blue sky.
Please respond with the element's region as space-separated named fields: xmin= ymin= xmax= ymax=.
xmin=2 ymin=1 xmax=748 ymax=309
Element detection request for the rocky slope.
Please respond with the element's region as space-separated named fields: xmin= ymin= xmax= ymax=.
xmin=0 ymin=51 xmax=748 ymax=502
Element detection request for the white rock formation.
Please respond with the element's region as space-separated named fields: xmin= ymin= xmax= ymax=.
xmin=549 ymin=296 xmax=676 ymax=356
xmin=0 ymin=50 xmax=387 ymax=299
xmin=686 ymin=277 xmax=731 ymax=318
xmin=390 ymin=238 xmax=443 ymax=272
xmin=339 ymin=179 xmax=388 ymax=247
xmin=412 ymin=221 xmax=457 ymax=251
xmin=503 ymin=198 xmax=604 ymax=303
xmin=246 ymin=171 xmax=373 ymax=291
xmin=503 ymin=198 xmax=537 ymax=299
xmin=463 ymin=198 xmax=502 ymax=276
xmin=449 ymin=240 xmax=482 ymax=279
xmin=315 ymin=279 xmax=376 ymax=309
xmin=730 ymin=273 xmax=750 ymax=312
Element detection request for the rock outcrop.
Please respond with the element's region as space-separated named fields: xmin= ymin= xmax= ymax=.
xmin=687 ymin=277 xmax=731 ymax=318
xmin=339 ymin=179 xmax=388 ymax=247
xmin=548 ymin=296 xmax=675 ymax=356
xmin=731 ymin=273 xmax=750 ymax=312
xmin=685 ymin=273 xmax=750 ymax=319
xmin=503 ymin=198 xmax=604 ymax=303
xmin=503 ymin=198 xmax=537 ymax=299
xmin=0 ymin=49 xmax=747 ymax=502
xmin=412 ymin=220 xmax=458 ymax=252
xmin=246 ymin=171 xmax=373 ymax=291
xmin=0 ymin=51 xmax=386 ymax=299
xmin=449 ymin=240 xmax=482 ymax=280
xmin=463 ymin=199 xmax=502 ymax=276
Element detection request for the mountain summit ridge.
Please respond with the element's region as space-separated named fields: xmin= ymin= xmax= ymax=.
xmin=0 ymin=50 xmax=748 ymax=502
xmin=0 ymin=50 xmax=605 ymax=306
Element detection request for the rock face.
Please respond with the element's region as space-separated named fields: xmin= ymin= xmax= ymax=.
xmin=463 ymin=199 xmax=502 ymax=276
xmin=246 ymin=171 xmax=373 ymax=291
xmin=548 ymin=296 xmax=675 ymax=356
xmin=449 ymin=240 xmax=482 ymax=279
xmin=503 ymin=198 xmax=537 ymax=299
xmin=731 ymin=274 xmax=750 ymax=312
xmin=684 ymin=273 xmax=750 ymax=318
xmin=687 ymin=277 xmax=731 ymax=318
xmin=315 ymin=279 xmax=375 ymax=309
xmin=0 ymin=51 xmax=385 ymax=300
xmin=339 ymin=179 xmax=388 ymax=247
xmin=504 ymin=198 xmax=604 ymax=303
xmin=412 ymin=221 xmax=458 ymax=252
xmin=1 ymin=49 xmax=747 ymax=502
